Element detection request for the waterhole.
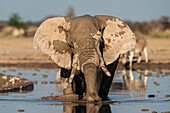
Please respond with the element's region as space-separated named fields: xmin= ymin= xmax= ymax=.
xmin=0 ymin=69 xmax=170 ymax=113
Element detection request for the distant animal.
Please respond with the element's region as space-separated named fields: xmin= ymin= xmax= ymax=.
xmin=122 ymin=37 xmax=148 ymax=67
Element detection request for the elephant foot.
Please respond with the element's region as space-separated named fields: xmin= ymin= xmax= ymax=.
xmin=61 ymin=77 xmax=73 ymax=95
xmin=63 ymin=83 xmax=73 ymax=95
xmin=86 ymin=93 xmax=101 ymax=102
xmin=85 ymin=96 xmax=101 ymax=102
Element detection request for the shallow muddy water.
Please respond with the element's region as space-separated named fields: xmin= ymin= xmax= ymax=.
xmin=0 ymin=68 xmax=170 ymax=113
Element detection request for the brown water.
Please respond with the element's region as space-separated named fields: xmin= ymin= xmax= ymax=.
xmin=0 ymin=68 xmax=170 ymax=113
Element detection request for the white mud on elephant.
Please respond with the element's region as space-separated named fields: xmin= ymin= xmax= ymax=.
xmin=33 ymin=14 xmax=136 ymax=101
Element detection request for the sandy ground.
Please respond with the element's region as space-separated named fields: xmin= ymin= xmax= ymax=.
xmin=146 ymin=38 xmax=170 ymax=63
xmin=0 ymin=37 xmax=170 ymax=69
xmin=0 ymin=38 xmax=53 ymax=64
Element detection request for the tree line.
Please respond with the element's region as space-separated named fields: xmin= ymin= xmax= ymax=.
xmin=125 ymin=16 xmax=170 ymax=35
xmin=0 ymin=11 xmax=169 ymax=38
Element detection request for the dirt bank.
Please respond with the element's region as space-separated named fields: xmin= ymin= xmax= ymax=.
xmin=0 ymin=37 xmax=170 ymax=70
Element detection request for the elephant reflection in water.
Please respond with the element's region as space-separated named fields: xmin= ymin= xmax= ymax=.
xmin=63 ymin=103 xmax=111 ymax=113
xmin=110 ymin=68 xmax=148 ymax=92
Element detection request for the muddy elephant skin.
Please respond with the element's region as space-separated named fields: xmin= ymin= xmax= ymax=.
xmin=34 ymin=15 xmax=136 ymax=101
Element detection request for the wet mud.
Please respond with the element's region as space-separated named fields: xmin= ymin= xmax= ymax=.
xmin=42 ymin=94 xmax=79 ymax=101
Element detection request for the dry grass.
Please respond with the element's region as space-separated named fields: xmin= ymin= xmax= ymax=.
xmin=0 ymin=35 xmax=170 ymax=64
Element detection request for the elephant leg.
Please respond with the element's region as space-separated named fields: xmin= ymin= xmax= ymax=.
xmin=72 ymin=73 xmax=86 ymax=99
xmin=99 ymin=57 xmax=119 ymax=100
xmin=60 ymin=68 xmax=73 ymax=95
xmin=61 ymin=54 xmax=79 ymax=95
xmin=61 ymin=67 xmax=86 ymax=98
xmin=63 ymin=66 xmax=76 ymax=90
xmin=61 ymin=78 xmax=73 ymax=95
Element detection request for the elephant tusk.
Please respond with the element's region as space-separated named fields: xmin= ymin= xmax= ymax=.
xmin=62 ymin=66 xmax=77 ymax=89
xmin=69 ymin=66 xmax=76 ymax=83
xmin=96 ymin=40 xmax=112 ymax=77
xmin=68 ymin=55 xmax=79 ymax=84
xmin=101 ymin=65 xmax=112 ymax=77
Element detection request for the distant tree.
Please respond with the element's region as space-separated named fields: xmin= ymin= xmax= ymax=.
xmin=149 ymin=20 xmax=164 ymax=31
xmin=160 ymin=16 xmax=169 ymax=23
xmin=66 ymin=6 xmax=76 ymax=18
xmin=133 ymin=22 xmax=142 ymax=33
xmin=124 ymin=20 xmax=135 ymax=31
xmin=8 ymin=13 xmax=27 ymax=29
xmin=160 ymin=16 xmax=170 ymax=29
xmin=0 ymin=21 xmax=8 ymax=32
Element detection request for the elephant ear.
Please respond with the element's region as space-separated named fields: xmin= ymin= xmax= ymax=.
xmin=95 ymin=15 xmax=136 ymax=65
xmin=33 ymin=16 xmax=72 ymax=69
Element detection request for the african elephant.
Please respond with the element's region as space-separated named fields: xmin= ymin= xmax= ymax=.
xmin=33 ymin=15 xmax=136 ymax=101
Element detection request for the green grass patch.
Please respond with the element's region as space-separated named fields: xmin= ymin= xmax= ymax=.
xmin=134 ymin=30 xmax=170 ymax=39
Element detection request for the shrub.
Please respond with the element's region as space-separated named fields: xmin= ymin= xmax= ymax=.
xmin=8 ymin=13 xmax=27 ymax=29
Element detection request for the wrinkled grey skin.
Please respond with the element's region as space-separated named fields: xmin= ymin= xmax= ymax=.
xmin=61 ymin=57 xmax=119 ymax=101
xmin=70 ymin=15 xmax=101 ymax=101
xmin=61 ymin=16 xmax=118 ymax=101
xmin=60 ymin=15 xmax=116 ymax=101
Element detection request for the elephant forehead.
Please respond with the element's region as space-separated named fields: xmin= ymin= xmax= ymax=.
xmin=73 ymin=38 xmax=97 ymax=50
xmin=71 ymin=15 xmax=94 ymax=24
xmin=53 ymin=40 xmax=71 ymax=54
xmin=70 ymin=16 xmax=99 ymax=33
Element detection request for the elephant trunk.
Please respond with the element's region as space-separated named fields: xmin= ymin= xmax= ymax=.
xmin=83 ymin=63 xmax=101 ymax=101
xmin=77 ymin=37 xmax=101 ymax=101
